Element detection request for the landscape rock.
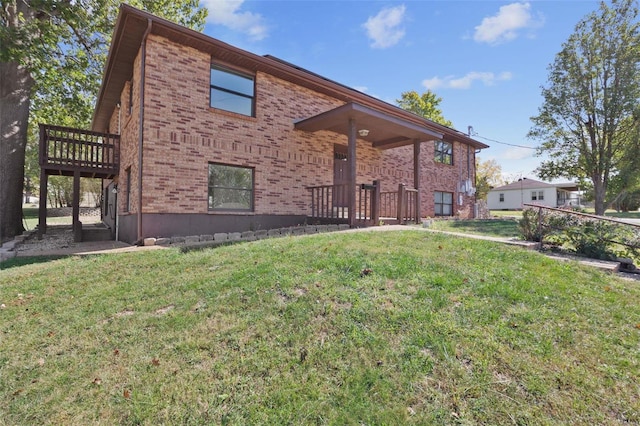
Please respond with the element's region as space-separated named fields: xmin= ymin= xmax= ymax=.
xmin=214 ymin=233 xmax=228 ymax=241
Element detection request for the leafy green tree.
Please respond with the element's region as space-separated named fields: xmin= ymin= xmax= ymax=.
xmin=529 ymin=0 xmax=640 ymax=215
xmin=605 ymin=113 xmax=640 ymax=211
xmin=475 ymin=158 xmax=504 ymax=200
xmin=396 ymin=90 xmax=453 ymax=127
xmin=0 ymin=0 xmax=207 ymax=242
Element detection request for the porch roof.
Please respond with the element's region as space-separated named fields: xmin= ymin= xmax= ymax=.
xmin=294 ymin=103 xmax=442 ymax=150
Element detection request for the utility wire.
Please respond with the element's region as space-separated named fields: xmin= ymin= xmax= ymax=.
xmin=473 ymin=134 xmax=538 ymax=150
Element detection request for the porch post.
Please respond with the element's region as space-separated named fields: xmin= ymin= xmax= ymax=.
xmin=72 ymin=170 xmax=82 ymax=242
xmin=372 ymin=179 xmax=381 ymax=225
xmin=348 ymin=118 xmax=357 ymax=227
xmin=413 ymin=139 xmax=421 ymax=222
xmin=397 ymin=183 xmax=406 ymax=223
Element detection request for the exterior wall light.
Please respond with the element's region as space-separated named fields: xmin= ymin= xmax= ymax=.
xmin=358 ymin=129 xmax=369 ymax=137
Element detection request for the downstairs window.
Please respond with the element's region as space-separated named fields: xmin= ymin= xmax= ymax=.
xmin=208 ymin=163 xmax=254 ymax=211
xmin=435 ymin=191 xmax=453 ymax=216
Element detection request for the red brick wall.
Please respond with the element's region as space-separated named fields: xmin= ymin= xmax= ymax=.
xmin=108 ymin=34 xmax=477 ymax=220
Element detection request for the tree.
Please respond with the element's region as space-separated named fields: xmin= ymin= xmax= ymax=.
xmin=529 ymin=0 xmax=640 ymax=215
xmin=475 ymin=158 xmax=504 ymax=200
xmin=0 ymin=1 xmax=207 ymax=242
xmin=396 ymin=90 xmax=453 ymax=127
xmin=604 ymin=113 xmax=640 ymax=210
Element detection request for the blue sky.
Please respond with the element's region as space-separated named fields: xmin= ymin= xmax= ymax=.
xmin=199 ymin=0 xmax=600 ymax=182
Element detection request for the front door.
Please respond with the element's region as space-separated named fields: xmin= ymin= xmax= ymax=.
xmin=333 ymin=144 xmax=348 ymax=208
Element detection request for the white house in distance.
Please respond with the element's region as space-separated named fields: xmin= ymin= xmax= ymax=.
xmin=487 ymin=178 xmax=580 ymax=210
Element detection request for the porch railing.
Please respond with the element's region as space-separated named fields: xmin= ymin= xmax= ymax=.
xmin=308 ymin=182 xmax=419 ymax=226
xmin=309 ymin=184 xmax=349 ymax=219
xmin=379 ymin=184 xmax=418 ymax=223
xmin=39 ymin=123 xmax=120 ymax=177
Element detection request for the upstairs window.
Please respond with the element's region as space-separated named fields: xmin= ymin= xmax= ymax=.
xmin=435 ymin=140 xmax=453 ymax=165
xmin=208 ymin=163 xmax=254 ymax=211
xmin=210 ymin=65 xmax=255 ymax=116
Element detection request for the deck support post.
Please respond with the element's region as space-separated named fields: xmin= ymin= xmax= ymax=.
xmin=37 ymin=171 xmax=48 ymax=239
xmin=348 ymin=118 xmax=357 ymax=227
xmin=72 ymin=170 xmax=82 ymax=242
xmin=413 ymin=139 xmax=421 ymax=223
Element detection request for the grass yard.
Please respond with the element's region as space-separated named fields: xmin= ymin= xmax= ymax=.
xmin=1 ymin=231 xmax=638 ymax=424
xmin=605 ymin=210 xmax=640 ymax=219
xmin=21 ymin=207 xmax=100 ymax=231
xmin=490 ymin=210 xmax=523 ymax=219
xmin=428 ymin=219 xmax=521 ymax=239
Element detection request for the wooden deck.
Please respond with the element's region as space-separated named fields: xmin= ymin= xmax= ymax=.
xmin=39 ymin=124 xmax=119 ymax=178
xmin=38 ymin=124 xmax=120 ymax=240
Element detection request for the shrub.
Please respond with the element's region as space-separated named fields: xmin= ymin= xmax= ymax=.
xmin=519 ymin=208 xmax=640 ymax=263
xmin=564 ymin=220 xmax=619 ymax=260
xmin=519 ymin=208 xmax=542 ymax=242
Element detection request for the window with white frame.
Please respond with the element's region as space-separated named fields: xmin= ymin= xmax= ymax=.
xmin=538 ymin=191 xmax=544 ymax=200
xmin=499 ymin=193 xmax=504 ymax=202
xmin=434 ymin=191 xmax=453 ymax=216
xmin=208 ymin=163 xmax=254 ymax=211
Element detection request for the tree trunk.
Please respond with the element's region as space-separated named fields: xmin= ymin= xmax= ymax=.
xmin=0 ymin=61 xmax=34 ymax=242
xmin=593 ymin=180 xmax=607 ymax=216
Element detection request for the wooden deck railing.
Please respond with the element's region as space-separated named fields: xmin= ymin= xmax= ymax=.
xmin=39 ymin=124 xmax=120 ymax=177
xmin=309 ymin=182 xmax=419 ymax=226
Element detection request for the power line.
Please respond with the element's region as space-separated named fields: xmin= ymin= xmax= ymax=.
xmin=473 ymin=134 xmax=538 ymax=150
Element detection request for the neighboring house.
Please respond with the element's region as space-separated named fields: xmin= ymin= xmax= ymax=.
xmin=38 ymin=5 xmax=488 ymax=244
xmin=487 ymin=178 xmax=580 ymax=210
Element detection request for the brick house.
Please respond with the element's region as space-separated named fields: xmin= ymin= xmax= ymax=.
xmin=39 ymin=5 xmax=488 ymax=244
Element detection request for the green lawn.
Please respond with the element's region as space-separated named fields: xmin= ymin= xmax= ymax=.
xmin=22 ymin=207 xmax=100 ymax=231
xmin=490 ymin=210 xmax=523 ymax=218
xmin=605 ymin=210 xmax=640 ymax=219
xmin=1 ymin=231 xmax=638 ymax=424
xmin=429 ymin=219 xmax=521 ymax=239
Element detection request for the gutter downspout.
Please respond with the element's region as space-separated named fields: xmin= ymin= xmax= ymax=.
xmin=116 ymin=103 xmax=121 ymax=242
xmin=137 ymin=19 xmax=152 ymax=243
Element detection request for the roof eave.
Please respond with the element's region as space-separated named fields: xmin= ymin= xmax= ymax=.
xmin=91 ymin=4 xmax=490 ymax=151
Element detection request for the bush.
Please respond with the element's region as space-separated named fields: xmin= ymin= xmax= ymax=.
xmin=564 ymin=220 xmax=619 ymax=260
xmin=519 ymin=209 xmax=542 ymax=242
xmin=519 ymin=208 xmax=575 ymax=243
xmin=519 ymin=208 xmax=640 ymax=262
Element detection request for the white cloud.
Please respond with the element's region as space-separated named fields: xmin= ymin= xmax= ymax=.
xmin=422 ymin=71 xmax=512 ymax=90
xmin=363 ymin=5 xmax=406 ymax=49
xmin=502 ymin=147 xmax=534 ymax=160
xmin=473 ymin=2 xmax=542 ymax=45
xmin=201 ymin=0 xmax=268 ymax=41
